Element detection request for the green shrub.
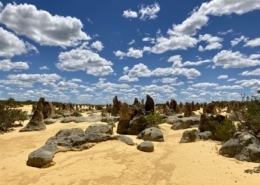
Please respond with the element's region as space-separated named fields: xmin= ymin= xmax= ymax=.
xmin=146 ymin=112 xmax=163 ymax=127
xmin=209 ymin=119 xmax=237 ymax=142
xmin=0 ymin=102 xmax=27 ymax=132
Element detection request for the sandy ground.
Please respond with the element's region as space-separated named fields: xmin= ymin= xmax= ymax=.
xmin=1 ymin=106 xmax=260 ymax=185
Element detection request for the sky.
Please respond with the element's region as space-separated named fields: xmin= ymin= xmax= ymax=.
xmin=0 ymin=0 xmax=260 ymax=104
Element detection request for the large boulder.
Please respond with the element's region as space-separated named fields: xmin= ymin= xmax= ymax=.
xmin=171 ymin=116 xmax=200 ymax=130
xmin=116 ymin=120 xmax=130 ymax=134
xmin=85 ymin=124 xmax=113 ymax=135
xmin=116 ymin=135 xmax=134 ymax=145
xmin=137 ymin=141 xmax=154 ymax=152
xmin=20 ymin=110 xmax=46 ymax=132
xmin=219 ymin=132 xmax=260 ymax=162
xmin=137 ymin=127 xmax=164 ymax=142
xmin=180 ymin=130 xmax=212 ymax=143
xmin=128 ymin=115 xmax=149 ymax=135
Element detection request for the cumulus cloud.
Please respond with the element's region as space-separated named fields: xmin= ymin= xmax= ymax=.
xmin=94 ymin=81 xmax=130 ymax=89
xmin=235 ymin=79 xmax=260 ymax=87
xmin=168 ymin=55 xmax=211 ymax=68
xmin=56 ymin=48 xmax=113 ymax=76
xmin=114 ymin=47 xmax=143 ymax=59
xmin=0 ymin=59 xmax=29 ymax=71
xmin=0 ymin=73 xmax=61 ymax=87
xmin=128 ymin=63 xmax=151 ymax=77
xmin=240 ymin=68 xmax=260 ymax=76
xmin=215 ymin=85 xmax=243 ymax=90
xmin=91 ymin=41 xmax=104 ymax=51
xmin=231 ymin=36 xmax=248 ymax=46
xmin=244 ymin=38 xmax=260 ymax=47
xmin=118 ymin=75 xmax=139 ymax=82
xmin=192 ymin=82 xmax=218 ymax=88
xmin=123 ymin=9 xmax=138 ymax=18
xmin=0 ymin=3 xmax=90 ymax=48
xmin=0 ymin=27 xmax=37 ymax=58
xmin=150 ymin=35 xmax=198 ymax=54
xmin=198 ymin=34 xmax=223 ymax=51
xmin=213 ymin=50 xmax=260 ymax=68
xmin=56 ymin=81 xmax=78 ymax=89
xmin=217 ymin=75 xmax=228 ymax=79
xmin=140 ymin=84 xmax=175 ymax=93
xmin=152 ymin=67 xmax=201 ymax=79
xmin=139 ymin=2 xmax=160 ymax=20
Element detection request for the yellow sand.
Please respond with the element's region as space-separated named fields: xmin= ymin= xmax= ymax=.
xmin=0 ymin=105 xmax=259 ymax=185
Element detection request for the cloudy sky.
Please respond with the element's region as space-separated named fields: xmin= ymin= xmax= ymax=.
xmin=0 ymin=0 xmax=260 ymax=104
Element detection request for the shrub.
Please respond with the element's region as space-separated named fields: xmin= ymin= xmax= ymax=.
xmin=209 ymin=119 xmax=237 ymax=142
xmin=146 ymin=112 xmax=163 ymax=127
xmin=0 ymin=102 xmax=27 ymax=132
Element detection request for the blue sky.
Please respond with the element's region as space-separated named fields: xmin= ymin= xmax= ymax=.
xmin=0 ymin=0 xmax=260 ymax=104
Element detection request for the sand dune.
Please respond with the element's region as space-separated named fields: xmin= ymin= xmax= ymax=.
xmin=0 ymin=107 xmax=260 ymax=185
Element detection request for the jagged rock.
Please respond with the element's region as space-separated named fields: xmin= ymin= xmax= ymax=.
xmin=145 ymin=95 xmax=154 ymax=114
xmin=43 ymin=101 xmax=55 ymax=119
xmin=111 ymin=96 xmax=122 ymax=116
xmin=169 ymin=99 xmax=178 ymax=112
xmin=128 ymin=115 xmax=149 ymax=135
xmin=180 ymin=130 xmax=199 ymax=143
xmin=20 ymin=110 xmax=46 ymax=132
xmin=219 ymin=132 xmax=260 ymax=162
xmin=116 ymin=135 xmax=134 ymax=145
xmin=206 ymin=103 xmax=217 ymax=115
xmin=163 ymin=105 xmax=175 ymax=116
xmin=137 ymin=141 xmax=154 ymax=152
xmin=137 ymin=127 xmax=164 ymax=142
xmin=171 ymin=116 xmax=200 ymax=130
xmin=180 ymin=130 xmax=213 ymax=143
xmin=85 ymin=124 xmax=113 ymax=135
xmin=184 ymin=103 xmax=193 ymax=117
xmin=44 ymin=118 xmax=56 ymax=125
xmin=116 ymin=120 xmax=130 ymax=134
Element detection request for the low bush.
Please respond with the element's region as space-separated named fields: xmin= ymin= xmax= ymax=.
xmin=146 ymin=112 xmax=163 ymax=127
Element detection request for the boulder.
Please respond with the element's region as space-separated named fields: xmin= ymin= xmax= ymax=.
xmin=116 ymin=135 xmax=135 ymax=145
xmin=20 ymin=110 xmax=46 ymax=132
xmin=171 ymin=116 xmax=200 ymax=130
xmin=128 ymin=115 xmax=149 ymax=135
xmin=137 ymin=141 xmax=154 ymax=152
xmin=137 ymin=127 xmax=164 ymax=142
xmin=84 ymin=132 xmax=117 ymax=143
xmin=219 ymin=132 xmax=260 ymax=162
xmin=179 ymin=130 xmax=213 ymax=143
xmin=116 ymin=120 xmax=130 ymax=134
xmin=85 ymin=124 xmax=113 ymax=135
xmin=44 ymin=118 xmax=56 ymax=125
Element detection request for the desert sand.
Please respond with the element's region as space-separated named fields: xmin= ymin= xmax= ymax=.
xmin=0 ymin=105 xmax=260 ymax=185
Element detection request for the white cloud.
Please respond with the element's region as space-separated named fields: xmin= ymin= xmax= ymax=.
xmin=218 ymin=29 xmax=233 ymax=35
xmin=231 ymin=36 xmax=248 ymax=46
xmin=128 ymin=39 xmax=135 ymax=45
xmin=57 ymin=81 xmax=78 ymax=89
xmin=123 ymin=66 xmax=129 ymax=74
xmin=0 ymin=27 xmax=36 ymax=58
xmin=0 ymin=3 xmax=90 ymax=48
xmin=118 ymin=75 xmax=139 ymax=82
xmin=0 ymin=73 xmax=61 ymax=87
xmin=69 ymin=78 xmax=82 ymax=83
xmin=152 ymin=67 xmax=201 ymax=79
xmin=120 ymin=88 xmax=138 ymax=93
xmin=128 ymin=63 xmax=151 ymax=77
xmin=161 ymin=77 xmax=178 ymax=84
xmin=39 ymin=66 xmax=49 ymax=70
xmin=0 ymin=59 xmax=29 ymax=71
xmin=86 ymin=17 xmax=93 ymax=24
xmin=150 ymin=35 xmax=198 ymax=54
xmin=139 ymin=2 xmax=160 ymax=20
xmin=56 ymin=48 xmax=113 ymax=76
xmin=240 ymin=68 xmax=260 ymax=76
xmin=192 ymin=82 xmax=218 ymax=88
xmin=168 ymin=55 xmax=183 ymax=68
xmin=217 ymin=75 xmax=228 ymax=79
xmin=227 ymin=78 xmax=236 ymax=82
xmin=94 ymin=81 xmax=130 ymax=89
xmin=168 ymin=0 xmax=260 ymax=36
xmin=198 ymin=34 xmax=223 ymax=51
xmin=0 ymin=2 xmax=3 ymax=11
xmin=142 ymin=37 xmax=155 ymax=44
xmin=213 ymin=50 xmax=260 ymax=68
xmin=250 ymin=54 xmax=260 ymax=60
xmin=235 ymin=79 xmax=260 ymax=87
xmin=215 ymin=85 xmax=243 ymax=90
xmin=244 ymin=38 xmax=260 ymax=47
xmin=140 ymin=85 xmax=175 ymax=93
xmin=182 ymin=59 xmax=211 ymax=67
xmin=114 ymin=47 xmax=143 ymax=59
xmin=91 ymin=41 xmax=104 ymax=51
xmin=123 ymin=9 xmax=138 ymax=18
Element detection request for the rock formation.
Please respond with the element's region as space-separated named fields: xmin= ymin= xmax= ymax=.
xmin=145 ymin=94 xmax=154 ymax=114
xmin=19 ymin=110 xmax=46 ymax=132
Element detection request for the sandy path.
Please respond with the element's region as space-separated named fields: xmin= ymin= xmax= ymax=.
xmin=1 ymin=109 xmax=260 ymax=185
